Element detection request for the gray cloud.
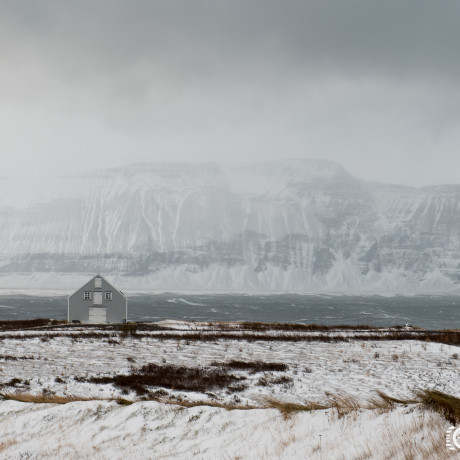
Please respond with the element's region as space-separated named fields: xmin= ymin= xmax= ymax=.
xmin=1 ymin=1 xmax=460 ymax=186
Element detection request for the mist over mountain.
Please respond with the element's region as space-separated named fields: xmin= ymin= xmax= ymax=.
xmin=1 ymin=159 xmax=460 ymax=293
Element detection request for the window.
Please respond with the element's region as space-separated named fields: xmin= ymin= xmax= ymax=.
xmin=105 ymin=291 xmax=113 ymax=301
xmin=94 ymin=278 xmax=102 ymax=289
xmin=84 ymin=291 xmax=91 ymax=300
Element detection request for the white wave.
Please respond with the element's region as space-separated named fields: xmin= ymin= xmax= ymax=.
xmin=167 ymin=298 xmax=207 ymax=306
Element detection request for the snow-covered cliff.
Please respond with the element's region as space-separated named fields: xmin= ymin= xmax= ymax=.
xmin=1 ymin=160 xmax=460 ymax=292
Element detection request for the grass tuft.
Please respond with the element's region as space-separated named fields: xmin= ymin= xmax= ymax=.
xmin=0 ymin=392 xmax=90 ymax=404
xmin=0 ymin=392 xmax=136 ymax=406
xmin=326 ymin=392 xmax=360 ymax=418
xmin=261 ymin=396 xmax=328 ymax=419
xmin=168 ymin=399 xmax=256 ymax=411
xmin=115 ymin=398 xmax=134 ymax=406
xmin=366 ymin=391 xmax=416 ymax=413
xmin=416 ymin=389 xmax=460 ymax=424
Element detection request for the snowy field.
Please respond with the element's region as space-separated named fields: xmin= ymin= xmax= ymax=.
xmin=0 ymin=321 xmax=459 ymax=459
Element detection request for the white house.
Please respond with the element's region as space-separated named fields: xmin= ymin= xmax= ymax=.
xmin=68 ymin=274 xmax=127 ymax=324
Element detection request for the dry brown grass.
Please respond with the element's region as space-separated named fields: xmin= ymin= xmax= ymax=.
xmin=260 ymin=388 xmax=455 ymax=421
xmin=326 ymin=391 xmax=361 ymax=418
xmin=166 ymin=399 xmax=256 ymax=411
xmin=0 ymin=438 xmax=18 ymax=453
xmin=367 ymin=391 xmax=417 ymax=414
xmin=0 ymin=393 xmax=94 ymax=404
xmin=351 ymin=447 xmax=373 ymax=460
xmin=416 ymin=389 xmax=460 ymax=424
xmin=0 ymin=392 xmax=257 ymax=411
xmin=3 ymin=386 xmax=460 ymax=431
xmin=380 ymin=408 xmax=459 ymax=460
xmin=0 ymin=392 xmax=135 ymax=406
xmin=260 ymin=396 xmax=328 ymax=419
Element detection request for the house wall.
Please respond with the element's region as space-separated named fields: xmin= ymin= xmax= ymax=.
xmin=68 ymin=276 xmax=127 ymax=323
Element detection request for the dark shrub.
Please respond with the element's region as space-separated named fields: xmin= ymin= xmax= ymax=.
xmin=87 ymin=363 xmax=242 ymax=395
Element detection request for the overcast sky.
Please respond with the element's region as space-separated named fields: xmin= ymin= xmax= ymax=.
xmin=1 ymin=0 xmax=460 ymax=186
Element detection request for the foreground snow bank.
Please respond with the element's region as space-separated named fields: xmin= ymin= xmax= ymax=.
xmin=0 ymin=399 xmax=455 ymax=460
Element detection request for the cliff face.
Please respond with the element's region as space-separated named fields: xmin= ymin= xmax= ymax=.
xmin=1 ymin=160 xmax=460 ymax=292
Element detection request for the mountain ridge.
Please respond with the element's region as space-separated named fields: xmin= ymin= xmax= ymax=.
xmin=1 ymin=159 xmax=460 ymax=293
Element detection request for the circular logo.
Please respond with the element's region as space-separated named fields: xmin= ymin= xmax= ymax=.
xmin=453 ymin=427 xmax=460 ymax=450
xmin=447 ymin=426 xmax=460 ymax=451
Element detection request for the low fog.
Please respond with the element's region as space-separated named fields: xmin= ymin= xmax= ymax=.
xmin=1 ymin=1 xmax=460 ymax=186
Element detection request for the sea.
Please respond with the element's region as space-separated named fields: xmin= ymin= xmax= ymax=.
xmin=0 ymin=293 xmax=459 ymax=330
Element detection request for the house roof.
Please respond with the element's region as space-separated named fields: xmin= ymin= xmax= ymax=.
xmin=68 ymin=274 xmax=127 ymax=299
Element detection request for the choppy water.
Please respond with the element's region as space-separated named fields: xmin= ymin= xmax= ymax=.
xmin=0 ymin=293 xmax=459 ymax=330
